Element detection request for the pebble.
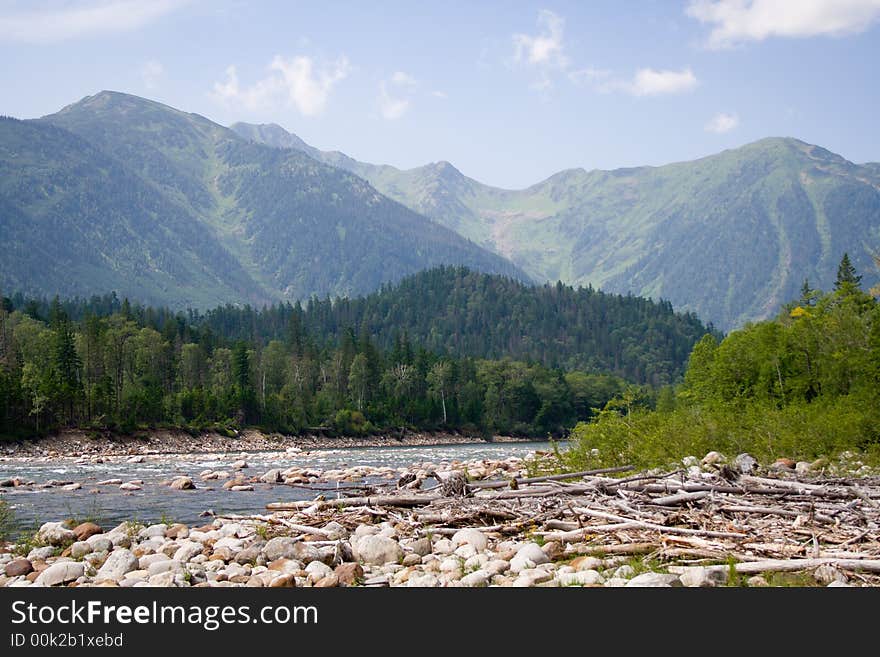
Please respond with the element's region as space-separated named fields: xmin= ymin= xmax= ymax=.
xmin=625 ymin=572 xmax=683 ymax=587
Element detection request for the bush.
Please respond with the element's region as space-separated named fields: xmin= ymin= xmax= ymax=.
xmin=562 ymin=393 xmax=880 ymax=472
xmin=0 ymin=499 xmax=14 ymax=542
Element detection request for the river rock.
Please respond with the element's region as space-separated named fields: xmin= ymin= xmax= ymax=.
xmin=259 ymin=469 xmax=282 ymax=483
xmin=126 ymin=455 xmax=144 ymax=463
xmin=772 ymin=458 xmax=796 ymax=470
xmin=38 ymin=522 xmax=76 ymax=546
xmin=96 ymin=479 xmax=123 ymax=486
xmin=827 ymin=581 xmax=851 ymax=587
xmin=734 ymin=453 xmax=758 ymax=474
xmin=559 ymin=570 xmax=605 ymax=586
xmin=234 ymin=545 xmax=263 ymax=565
xmin=570 ymin=556 xmax=603 ymax=571
xmin=86 ymin=536 xmax=113 ymax=552
xmin=678 ymin=566 xmax=728 ymax=588
xmin=407 ymin=573 xmax=440 ymax=587
xmin=70 ymin=542 xmax=93 ymax=559
xmin=355 ymin=535 xmax=403 ymax=566
xmin=231 ymin=460 xmax=248 ymax=469
xmin=119 ymin=482 xmax=141 ymax=491
xmin=173 ymin=542 xmax=204 ymax=562
xmin=230 ymin=485 xmax=254 ymax=492
xmin=305 ymin=561 xmax=333 ymax=581
xmin=813 ymin=565 xmax=847 ymax=585
xmin=625 ymin=573 xmax=683 ymax=587
xmin=61 ymin=482 xmax=82 ymax=491
xmin=701 ymin=451 xmax=726 ymax=466
xmin=314 ymin=574 xmax=339 ymax=588
xmin=97 ymin=548 xmax=138 ymax=581
xmin=35 ymin=562 xmax=85 ymax=587
xmin=613 ymin=565 xmax=635 ymax=579
xmin=148 ymin=560 xmax=183 ymax=577
xmin=170 ymin=476 xmax=195 ymax=490
xmin=451 ymin=529 xmax=488 ymax=552
xmin=459 ymin=569 xmax=490 ymax=587
xmin=402 ymin=554 xmax=422 ymax=567
xmin=321 ymin=521 xmax=348 ymax=540
xmin=335 ymin=562 xmax=364 ymax=586
xmin=268 ymin=574 xmax=297 ymax=588
xmin=5 ymin=559 xmax=33 ymax=578
xmin=408 ymin=537 xmax=432 ymax=557
xmin=795 ymin=461 xmax=811 ymax=476
xmin=73 ymin=522 xmax=103 ymax=541
xmin=28 ymin=546 xmax=57 ymax=561
xmin=510 ymin=543 xmax=549 ymax=573
xmin=263 ymin=537 xmax=301 ymax=562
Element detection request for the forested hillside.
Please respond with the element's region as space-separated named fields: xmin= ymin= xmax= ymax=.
xmin=0 ymin=268 xmax=713 ymax=439
xmin=0 ymin=92 xmax=526 ymax=309
xmin=563 ymin=257 xmax=880 ymax=470
xmin=236 ymin=122 xmax=880 ymax=330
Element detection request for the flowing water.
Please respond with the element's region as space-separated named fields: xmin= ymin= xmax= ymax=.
xmin=0 ymin=441 xmax=558 ymax=535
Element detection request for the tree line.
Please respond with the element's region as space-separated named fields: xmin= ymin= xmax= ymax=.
xmin=563 ymin=253 xmax=880 ymax=470
xmin=3 ymin=268 xmax=688 ymax=439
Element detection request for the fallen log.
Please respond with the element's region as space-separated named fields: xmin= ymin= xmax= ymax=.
xmin=470 ymin=465 xmax=634 ymax=490
xmin=673 ymin=558 xmax=880 ymax=576
xmin=571 ymin=506 xmax=747 ymax=539
xmin=649 ymin=491 xmax=711 ymax=506
xmin=267 ymin=494 xmax=440 ymax=511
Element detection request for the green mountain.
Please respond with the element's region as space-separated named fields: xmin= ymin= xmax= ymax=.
xmin=0 ymin=91 xmax=526 ymax=309
xmin=233 ymin=123 xmax=880 ymax=330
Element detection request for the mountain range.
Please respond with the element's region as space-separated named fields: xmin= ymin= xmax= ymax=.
xmin=0 ymin=92 xmax=524 ymax=310
xmin=233 ymin=123 xmax=880 ymax=330
xmin=0 ymin=90 xmax=877 ymax=330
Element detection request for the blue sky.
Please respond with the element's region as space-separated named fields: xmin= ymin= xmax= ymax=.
xmin=2 ymin=0 xmax=879 ymax=188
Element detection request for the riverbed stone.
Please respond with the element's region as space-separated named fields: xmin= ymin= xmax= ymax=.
xmin=677 ymin=567 xmax=728 ymax=588
xmin=173 ymin=541 xmax=204 ymax=562
xmin=263 ymin=537 xmax=299 ymax=561
xmin=335 ymin=562 xmax=364 ymax=586
xmin=402 ymin=554 xmax=422 ymax=567
xmin=559 ymin=570 xmax=605 ymax=586
xmin=96 ymin=548 xmax=138 ymax=581
xmin=570 ymin=556 xmax=603 ymax=571
xmin=38 ymin=522 xmax=76 ymax=546
xmin=70 ymin=542 xmax=93 ymax=559
xmin=170 ymin=476 xmax=195 ymax=490
xmin=119 ymin=482 xmax=142 ymax=491
xmin=355 ymin=535 xmax=403 ymax=566
xmin=73 ymin=522 xmax=103 ymax=541
xmin=27 ymin=546 xmax=57 ymax=562
xmin=625 ymin=572 xmax=683 ymax=587
xmin=148 ymin=560 xmax=183 ymax=577
xmin=734 ymin=453 xmax=758 ymax=474
xmin=510 ymin=543 xmax=549 ymax=573
xmin=459 ymin=569 xmax=490 ymax=587
xmin=5 ymin=559 xmax=33 ymax=578
xmin=408 ymin=537 xmax=432 ymax=557
xmin=35 ymin=562 xmax=85 ymax=587
xmin=452 ymin=529 xmax=488 ymax=552
xmin=407 ymin=573 xmax=439 ymax=587
xmin=259 ymin=469 xmax=282 ymax=483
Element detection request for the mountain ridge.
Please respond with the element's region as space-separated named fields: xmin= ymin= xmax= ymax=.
xmin=232 ymin=122 xmax=880 ymax=330
xmin=0 ymin=91 xmax=528 ymax=309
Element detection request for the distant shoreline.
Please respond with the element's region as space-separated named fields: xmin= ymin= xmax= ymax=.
xmin=0 ymin=428 xmax=548 ymax=460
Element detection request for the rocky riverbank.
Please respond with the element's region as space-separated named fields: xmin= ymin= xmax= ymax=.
xmin=1 ymin=449 xmax=878 ymax=587
xmin=0 ymin=428 xmax=534 ymax=460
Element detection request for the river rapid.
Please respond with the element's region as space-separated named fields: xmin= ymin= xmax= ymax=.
xmin=0 ymin=441 xmax=557 ymax=533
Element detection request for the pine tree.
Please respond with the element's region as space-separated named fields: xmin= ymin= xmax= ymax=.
xmin=835 ymin=253 xmax=862 ymax=291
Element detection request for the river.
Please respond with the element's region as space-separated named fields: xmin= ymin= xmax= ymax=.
xmin=0 ymin=441 xmax=558 ymax=535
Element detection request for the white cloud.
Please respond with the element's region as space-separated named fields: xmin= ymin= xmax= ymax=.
xmin=377 ymin=71 xmax=418 ymax=120
xmin=431 ymin=90 xmax=448 ymax=99
xmin=513 ymin=9 xmax=568 ymax=68
xmin=705 ymin=111 xmax=740 ymax=133
xmin=391 ymin=71 xmax=417 ymax=87
xmin=0 ymin=0 xmax=187 ymax=44
xmin=687 ymin=0 xmax=880 ymax=48
xmin=141 ymin=60 xmax=164 ymax=90
xmin=212 ymin=55 xmax=351 ymax=117
xmin=627 ymin=68 xmax=698 ymax=96
xmin=379 ymin=83 xmax=410 ymax=120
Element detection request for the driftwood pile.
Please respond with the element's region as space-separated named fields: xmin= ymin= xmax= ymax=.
xmin=266 ymin=463 xmax=880 ymax=583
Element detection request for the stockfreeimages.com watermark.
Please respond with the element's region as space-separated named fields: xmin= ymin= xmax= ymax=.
xmin=10 ymin=599 xmax=317 ymax=632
